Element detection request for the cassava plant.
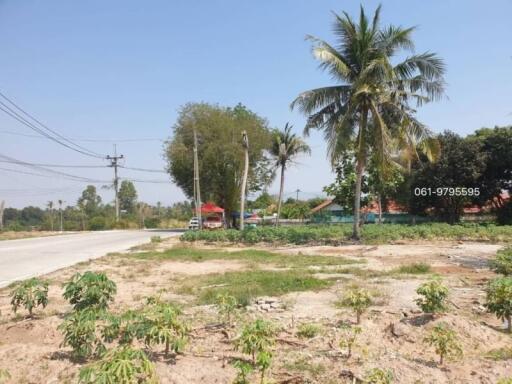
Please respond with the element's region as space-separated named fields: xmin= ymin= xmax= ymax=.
xmin=215 ymin=293 xmax=238 ymax=325
xmin=10 ymin=277 xmax=49 ymax=316
xmin=78 ymin=345 xmax=158 ymax=384
xmin=232 ymin=360 xmax=253 ymax=384
xmin=101 ymin=309 xmax=147 ymax=345
xmin=340 ymin=288 xmax=372 ymax=324
xmin=59 ymin=308 xmax=105 ymax=359
xmin=143 ymin=302 xmax=188 ymax=356
xmin=338 ymin=325 xmax=362 ymax=358
xmin=491 ymin=247 xmax=512 ymax=276
xmin=235 ymin=319 xmax=275 ymax=363
xmin=423 ymin=323 xmax=462 ymax=364
xmin=485 ymin=277 xmax=512 ymax=333
xmin=415 ymin=278 xmax=449 ymax=314
xmin=63 ymin=271 xmax=117 ymax=311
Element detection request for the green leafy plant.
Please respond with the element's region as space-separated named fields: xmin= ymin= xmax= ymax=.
xmin=485 ymin=277 xmax=512 ymax=333
xmin=232 ymin=360 xmax=253 ymax=384
xmin=255 ymin=350 xmax=272 ymax=384
xmin=101 ymin=309 xmax=147 ymax=345
xmin=59 ymin=308 xmax=105 ymax=359
xmin=235 ymin=319 xmax=275 ymax=363
xmin=497 ymin=378 xmax=512 ymax=384
xmin=423 ymin=323 xmax=463 ymax=364
xmin=63 ymin=271 xmax=117 ymax=311
xmin=78 ymin=346 xmax=158 ymax=384
xmin=215 ymin=293 xmax=238 ymax=325
xmin=296 ymin=323 xmax=321 ymax=339
xmin=143 ymin=302 xmax=188 ymax=356
xmin=10 ymin=278 xmax=49 ymax=316
xmin=0 ymin=369 xmax=10 ymax=384
xmin=340 ymin=288 xmax=372 ymax=324
xmin=338 ymin=325 xmax=362 ymax=358
xmin=365 ymin=368 xmax=394 ymax=384
xmin=491 ymin=247 xmax=512 ymax=276
xmin=415 ymin=278 xmax=449 ymax=314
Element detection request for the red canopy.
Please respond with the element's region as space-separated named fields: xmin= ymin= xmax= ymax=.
xmin=200 ymin=202 xmax=224 ymax=214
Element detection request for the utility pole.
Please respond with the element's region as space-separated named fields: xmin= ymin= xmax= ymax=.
xmin=240 ymin=130 xmax=249 ymax=230
xmin=107 ymin=145 xmax=124 ymax=222
xmin=295 ymin=188 xmax=301 ymax=201
xmin=193 ymin=129 xmax=202 ymax=229
xmin=58 ymin=199 xmax=64 ymax=232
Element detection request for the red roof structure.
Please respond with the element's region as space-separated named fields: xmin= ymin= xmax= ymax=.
xmin=200 ymin=202 xmax=224 ymax=214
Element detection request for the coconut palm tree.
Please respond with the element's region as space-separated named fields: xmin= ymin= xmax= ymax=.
xmin=291 ymin=5 xmax=445 ymax=239
xmin=270 ymin=123 xmax=311 ymax=226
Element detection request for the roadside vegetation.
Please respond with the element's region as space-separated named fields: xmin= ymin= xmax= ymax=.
xmin=181 ymin=223 xmax=512 ymax=245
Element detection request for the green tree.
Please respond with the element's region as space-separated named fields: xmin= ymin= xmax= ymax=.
xmin=292 ymin=5 xmax=445 ymax=239
xmin=77 ymin=185 xmax=102 ymax=217
xmin=118 ymin=180 xmax=138 ymax=214
xmin=269 ymin=123 xmax=311 ymax=225
xmin=165 ymin=103 xmax=273 ymax=221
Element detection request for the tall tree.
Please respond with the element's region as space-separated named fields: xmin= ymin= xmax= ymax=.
xmin=165 ymin=103 xmax=272 ymax=221
xmin=291 ymin=5 xmax=445 ymax=239
xmin=77 ymin=185 xmax=102 ymax=217
xmin=118 ymin=180 xmax=138 ymax=214
xmin=269 ymin=123 xmax=311 ymax=225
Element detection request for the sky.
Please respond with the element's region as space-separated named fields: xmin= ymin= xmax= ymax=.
xmin=0 ymin=0 xmax=511 ymax=209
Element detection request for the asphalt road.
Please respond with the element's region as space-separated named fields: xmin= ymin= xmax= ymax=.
xmin=0 ymin=230 xmax=182 ymax=288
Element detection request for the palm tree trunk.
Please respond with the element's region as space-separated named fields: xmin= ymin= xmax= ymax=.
xmin=240 ymin=145 xmax=249 ymax=230
xmin=276 ymin=165 xmax=285 ymax=227
xmin=352 ymin=111 xmax=368 ymax=240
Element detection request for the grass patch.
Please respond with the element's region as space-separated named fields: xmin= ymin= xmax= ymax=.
xmin=485 ymin=347 xmax=512 ymax=361
xmin=391 ymin=263 xmax=431 ymax=275
xmin=283 ymin=356 xmax=326 ymax=378
xmin=180 ymin=223 xmax=512 ymax=245
xmin=132 ymin=246 xmax=363 ymax=268
xmin=176 ymin=269 xmax=332 ymax=306
xmin=296 ymin=323 xmax=322 ymax=339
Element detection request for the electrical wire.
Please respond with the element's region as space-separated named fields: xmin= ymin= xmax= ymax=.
xmin=0 ymin=130 xmax=165 ymax=143
xmin=119 ymin=165 xmax=167 ymax=173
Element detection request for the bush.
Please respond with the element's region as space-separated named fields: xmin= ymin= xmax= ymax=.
xmin=59 ymin=308 xmax=105 ymax=359
xmin=88 ymin=216 xmax=107 ymax=231
xmin=150 ymin=235 xmax=162 ymax=243
xmin=296 ymin=323 xmax=321 ymax=339
xmin=144 ymin=217 xmax=161 ymax=229
xmin=423 ymin=323 xmax=462 ymax=364
xmin=497 ymin=201 xmax=512 ymax=225
xmin=10 ymin=278 xmax=49 ymax=316
xmin=78 ymin=346 xmax=158 ymax=384
xmin=340 ymin=288 xmax=372 ymax=324
xmin=485 ymin=277 xmax=512 ymax=333
xmin=63 ymin=271 xmax=117 ymax=311
xmin=491 ymin=247 xmax=512 ymax=276
xmin=415 ymin=278 xmax=449 ymax=314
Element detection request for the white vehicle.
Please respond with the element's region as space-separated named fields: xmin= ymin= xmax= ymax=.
xmin=188 ymin=217 xmax=200 ymax=230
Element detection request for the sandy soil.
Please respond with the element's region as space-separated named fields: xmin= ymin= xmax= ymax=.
xmin=0 ymin=239 xmax=510 ymax=383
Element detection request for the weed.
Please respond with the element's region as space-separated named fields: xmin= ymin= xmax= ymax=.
xmin=0 ymin=369 xmax=10 ymax=384
xmin=150 ymin=235 xmax=162 ymax=243
xmin=365 ymin=368 xmax=394 ymax=383
xmin=392 ymin=263 xmax=431 ymax=275
xmin=338 ymin=325 xmax=362 ymax=358
xmin=296 ymin=323 xmax=321 ymax=339
xmin=491 ymin=247 xmax=512 ymax=276
xmin=485 ymin=347 xmax=512 ymax=360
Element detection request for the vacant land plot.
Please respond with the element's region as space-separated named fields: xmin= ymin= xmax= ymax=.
xmin=0 ymin=237 xmax=510 ymax=383
xmin=0 ymin=231 xmax=62 ymax=241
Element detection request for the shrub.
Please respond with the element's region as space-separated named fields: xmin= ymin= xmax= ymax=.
xmin=485 ymin=277 xmax=512 ymax=333
xmin=150 ymin=235 xmax=162 ymax=243
xmin=59 ymin=308 xmax=105 ymax=359
xmin=338 ymin=325 xmax=362 ymax=358
xmin=63 ymin=271 xmax=117 ymax=311
xmin=296 ymin=323 xmax=321 ymax=339
xmin=365 ymin=368 xmax=394 ymax=384
xmin=215 ymin=293 xmax=238 ymax=325
xmin=10 ymin=277 xmax=49 ymax=316
xmin=491 ymin=247 xmax=512 ymax=276
xmin=423 ymin=323 xmax=463 ymax=364
xmin=78 ymin=346 xmax=158 ymax=384
xmin=88 ymin=216 xmax=106 ymax=231
xmin=393 ymin=263 xmax=431 ymax=274
xmin=415 ymin=278 xmax=449 ymax=314
xmin=340 ymin=288 xmax=372 ymax=324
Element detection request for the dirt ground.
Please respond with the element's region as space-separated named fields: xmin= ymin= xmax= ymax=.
xmin=0 ymin=231 xmax=65 ymax=241
xmin=0 ymin=238 xmax=510 ymax=383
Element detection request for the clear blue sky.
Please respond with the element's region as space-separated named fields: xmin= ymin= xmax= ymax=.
xmin=1 ymin=0 xmax=511 ymax=208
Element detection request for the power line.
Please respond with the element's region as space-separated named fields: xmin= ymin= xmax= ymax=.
xmin=0 ymin=159 xmax=106 ymax=169
xmin=0 ymin=130 xmax=165 ymax=143
xmin=0 ymin=91 xmax=106 ymax=159
xmin=119 ymin=165 xmax=167 ymax=173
